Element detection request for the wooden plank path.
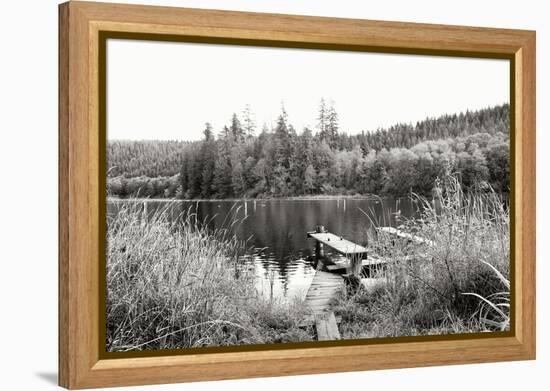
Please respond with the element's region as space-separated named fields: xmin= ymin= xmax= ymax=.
xmin=307 ymin=232 xmax=368 ymax=255
xmin=314 ymin=312 xmax=340 ymax=341
xmin=302 ymin=226 xmax=433 ymax=340
xmin=304 ymin=270 xmax=344 ymax=340
xmin=305 ymin=271 xmax=344 ymax=314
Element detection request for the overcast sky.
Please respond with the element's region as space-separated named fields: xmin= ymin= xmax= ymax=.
xmin=107 ymin=39 xmax=509 ymax=141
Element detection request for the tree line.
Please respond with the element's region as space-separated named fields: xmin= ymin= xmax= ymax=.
xmin=107 ymin=102 xmax=509 ymax=199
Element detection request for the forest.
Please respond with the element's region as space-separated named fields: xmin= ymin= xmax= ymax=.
xmin=107 ymin=102 xmax=510 ymax=199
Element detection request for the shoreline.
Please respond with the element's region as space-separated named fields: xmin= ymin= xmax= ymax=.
xmin=107 ymin=194 xmax=409 ymax=202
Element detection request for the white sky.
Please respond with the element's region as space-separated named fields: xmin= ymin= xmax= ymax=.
xmin=107 ymin=39 xmax=509 ymax=141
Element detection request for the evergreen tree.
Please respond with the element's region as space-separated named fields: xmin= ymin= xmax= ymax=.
xmin=230 ymin=142 xmax=246 ymax=197
xmin=231 ymin=161 xmax=246 ymax=197
xmin=304 ymin=164 xmax=316 ymax=194
xmin=230 ymin=113 xmax=244 ymax=141
xmin=212 ymin=126 xmax=233 ymax=198
xmin=326 ymin=100 xmax=339 ymax=149
xmin=272 ymin=106 xmax=294 ymax=195
xmin=186 ymin=148 xmax=202 ymax=198
xmin=200 ymin=123 xmax=216 ymax=197
xmin=242 ymin=104 xmax=256 ymax=137
xmin=317 ymin=98 xmax=329 ymax=143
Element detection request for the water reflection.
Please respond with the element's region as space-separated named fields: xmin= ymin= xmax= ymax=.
xmin=108 ymin=198 xmax=416 ymax=301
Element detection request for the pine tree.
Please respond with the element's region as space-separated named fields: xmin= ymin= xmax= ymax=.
xmin=212 ymin=126 xmax=233 ymax=198
xmin=200 ymin=123 xmax=216 ymax=197
xmin=203 ymin=122 xmax=214 ymax=141
xmin=186 ymin=148 xmax=202 ymax=198
xmin=230 ymin=113 xmax=244 ymax=142
xmin=230 ymin=142 xmax=246 ymax=197
xmin=231 ymin=161 xmax=245 ymax=197
xmin=317 ymin=98 xmax=328 ymax=141
xmin=304 ymin=164 xmax=316 ymax=194
xmin=272 ymin=106 xmax=293 ymax=195
xmin=242 ymin=104 xmax=256 ymax=137
xmin=290 ymin=127 xmax=313 ymax=194
xmin=326 ymin=100 xmax=339 ymax=149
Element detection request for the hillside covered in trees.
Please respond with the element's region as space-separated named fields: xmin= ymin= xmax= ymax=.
xmin=107 ymin=102 xmax=509 ymax=199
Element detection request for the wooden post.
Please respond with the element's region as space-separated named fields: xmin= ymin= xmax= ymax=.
xmin=315 ymin=225 xmax=325 ymax=259
xmin=349 ymin=235 xmax=367 ymax=277
xmin=349 ymin=253 xmax=363 ymax=278
xmin=142 ymin=201 xmax=148 ymax=226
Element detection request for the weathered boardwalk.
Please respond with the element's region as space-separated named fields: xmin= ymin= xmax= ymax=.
xmin=305 ymin=271 xmax=344 ymax=314
xmin=303 ymin=226 xmax=432 ymax=341
xmin=304 ymin=270 xmax=344 ymax=340
xmin=314 ymin=311 xmax=340 ymax=341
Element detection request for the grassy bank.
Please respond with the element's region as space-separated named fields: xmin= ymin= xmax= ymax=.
xmin=333 ymin=175 xmax=510 ymax=338
xmin=106 ymin=202 xmax=313 ymax=352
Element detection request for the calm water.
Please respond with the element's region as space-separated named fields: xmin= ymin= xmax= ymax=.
xmin=108 ymin=198 xmax=417 ymax=301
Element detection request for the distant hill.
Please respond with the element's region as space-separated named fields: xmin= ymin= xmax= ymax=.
xmin=343 ymin=104 xmax=509 ymax=152
xmin=107 ymin=139 xmax=192 ymax=178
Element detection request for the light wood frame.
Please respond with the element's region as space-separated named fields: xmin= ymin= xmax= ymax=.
xmin=59 ymin=1 xmax=536 ymax=389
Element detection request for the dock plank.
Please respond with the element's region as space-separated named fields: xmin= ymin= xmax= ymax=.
xmin=304 ymin=270 xmax=344 ymax=315
xmin=298 ymin=315 xmax=342 ymax=327
xmin=315 ymin=312 xmax=341 ymax=340
xmin=307 ymin=232 xmax=368 ymax=255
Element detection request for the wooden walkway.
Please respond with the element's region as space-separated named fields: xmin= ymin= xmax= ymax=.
xmin=314 ymin=312 xmax=340 ymax=341
xmin=304 ymin=270 xmax=344 ymax=340
xmin=305 ymin=271 xmax=344 ymax=314
xmin=302 ymin=226 xmax=433 ymax=341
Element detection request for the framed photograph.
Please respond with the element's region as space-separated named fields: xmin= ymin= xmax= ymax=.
xmin=59 ymin=1 xmax=536 ymax=389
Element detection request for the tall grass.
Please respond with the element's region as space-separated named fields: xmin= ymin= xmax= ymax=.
xmin=106 ymin=201 xmax=312 ymax=352
xmin=334 ymin=174 xmax=510 ymax=338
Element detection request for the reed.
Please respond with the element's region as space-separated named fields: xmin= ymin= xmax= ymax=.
xmin=333 ymin=174 xmax=510 ymax=338
xmin=106 ymin=201 xmax=312 ymax=351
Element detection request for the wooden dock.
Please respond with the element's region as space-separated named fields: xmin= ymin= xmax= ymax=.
xmin=304 ymin=270 xmax=344 ymax=340
xmin=307 ymin=226 xmax=368 ymax=278
xmin=307 ymin=231 xmax=368 ymax=256
xmin=304 ymin=271 xmax=344 ymax=314
xmin=302 ymin=226 xmax=432 ymax=341
xmin=314 ymin=311 xmax=340 ymax=341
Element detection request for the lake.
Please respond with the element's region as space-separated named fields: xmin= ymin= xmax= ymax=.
xmin=107 ymin=198 xmax=417 ymax=301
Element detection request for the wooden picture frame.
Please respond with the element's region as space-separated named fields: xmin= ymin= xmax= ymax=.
xmin=59 ymin=1 xmax=536 ymax=389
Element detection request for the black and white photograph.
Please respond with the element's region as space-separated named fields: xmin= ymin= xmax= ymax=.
xmin=105 ymin=39 xmax=510 ymax=352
